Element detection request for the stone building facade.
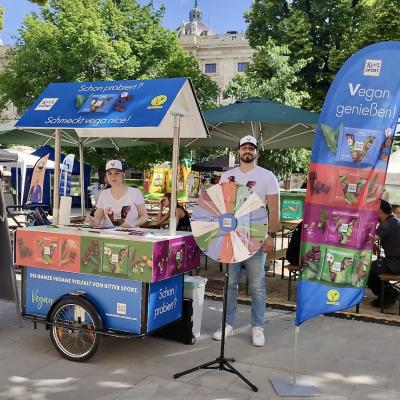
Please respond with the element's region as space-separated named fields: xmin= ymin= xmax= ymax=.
xmin=0 ymin=45 xmax=18 ymax=121
xmin=178 ymin=1 xmax=254 ymax=105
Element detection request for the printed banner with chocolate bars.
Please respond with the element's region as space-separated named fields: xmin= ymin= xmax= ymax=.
xmin=296 ymin=41 xmax=400 ymax=326
xmin=59 ymin=154 xmax=75 ymax=196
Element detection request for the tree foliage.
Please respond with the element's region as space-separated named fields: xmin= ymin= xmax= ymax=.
xmin=224 ymin=39 xmax=311 ymax=178
xmin=245 ymin=0 xmax=362 ymax=110
xmin=245 ymin=0 xmax=400 ymax=112
xmin=258 ymin=148 xmax=310 ymax=180
xmin=123 ymin=144 xmax=228 ymax=172
xmin=0 ymin=7 xmax=4 ymax=30
xmin=0 ymin=0 xmax=222 ymax=172
xmin=0 ymin=0 xmax=218 ymax=114
xmin=224 ymin=39 xmax=309 ymax=107
xmin=65 ymin=144 xmax=228 ymax=174
xmin=29 ymin=0 xmax=48 ymax=4
xmin=330 ymin=0 xmax=400 ymax=70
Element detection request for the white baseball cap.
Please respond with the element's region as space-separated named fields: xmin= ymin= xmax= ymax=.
xmin=239 ymin=135 xmax=258 ymax=149
xmin=106 ymin=159 xmax=123 ymax=171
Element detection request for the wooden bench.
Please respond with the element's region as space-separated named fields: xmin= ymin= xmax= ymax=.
xmin=266 ymin=248 xmax=287 ymax=262
xmin=266 ymin=248 xmax=287 ymax=278
xmin=378 ymin=273 xmax=400 ymax=314
xmin=287 ymin=264 xmax=302 ymax=301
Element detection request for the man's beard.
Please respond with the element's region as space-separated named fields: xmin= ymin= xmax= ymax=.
xmin=240 ymin=154 xmax=256 ymax=163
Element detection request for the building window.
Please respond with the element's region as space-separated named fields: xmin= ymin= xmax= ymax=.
xmin=205 ymin=63 xmax=217 ymax=74
xmin=237 ymin=62 xmax=249 ymax=72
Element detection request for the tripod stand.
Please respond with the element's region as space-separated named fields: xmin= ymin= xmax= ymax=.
xmin=174 ymin=263 xmax=258 ymax=392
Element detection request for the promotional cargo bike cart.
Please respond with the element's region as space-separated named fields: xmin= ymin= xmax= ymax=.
xmin=13 ymin=78 xmax=208 ymax=361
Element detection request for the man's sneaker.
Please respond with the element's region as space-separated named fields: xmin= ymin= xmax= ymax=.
xmin=212 ymin=324 xmax=234 ymax=341
xmin=252 ymin=327 xmax=265 ymax=347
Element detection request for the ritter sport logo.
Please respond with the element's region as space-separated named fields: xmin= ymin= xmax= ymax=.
xmin=363 ymin=59 xmax=382 ymax=77
xmin=35 ymin=98 xmax=58 ymax=111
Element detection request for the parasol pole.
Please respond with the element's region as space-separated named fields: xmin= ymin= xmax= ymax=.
xmin=79 ymin=141 xmax=85 ymax=217
xmin=170 ymin=113 xmax=182 ymax=235
xmin=20 ymin=158 xmax=26 ymax=205
xmin=52 ymin=128 xmax=61 ymax=224
xmin=15 ymin=158 xmax=19 ymax=205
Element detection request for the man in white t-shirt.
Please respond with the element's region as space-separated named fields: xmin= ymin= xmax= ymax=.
xmin=213 ymin=135 xmax=280 ymax=347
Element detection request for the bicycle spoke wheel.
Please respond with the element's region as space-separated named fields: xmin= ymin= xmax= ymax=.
xmin=49 ymin=296 xmax=102 ymax=362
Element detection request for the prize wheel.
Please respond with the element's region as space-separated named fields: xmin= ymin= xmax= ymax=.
xmin=191 ymin=182 xmax=268 ymax=264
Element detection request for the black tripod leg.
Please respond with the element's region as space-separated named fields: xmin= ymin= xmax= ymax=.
xmin=174 ymin=358 xmax=221 ymax=379
xmin=174 ymin=263 xmax=258 ymax=392
xmin=222 ymin=360 xmax=258 ymax=392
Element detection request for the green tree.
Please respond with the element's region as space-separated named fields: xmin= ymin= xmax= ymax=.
xmin=245 ymin=0 xmax=362 ymax=110
xmin=74 ymin=145 xmax=176 ymax=176
xmin=76 ymin=144 xmax=227 ymax=176
xmin=0 ymin=0 xmax=220 ymax=172
xmin=330 ymin=0 xmax=400 ymax=70
xmin=224 ymin=39 xmax=309 ymax=107
xmin=0 ymin=0 xmax=218 ymax=113
xmin=0 ymin=7 xmax=4 ymax=30
xmin=258 ymin=148 xmax=310 ymax=181
xmin=224 ymin=39 xmax=311 ymax=178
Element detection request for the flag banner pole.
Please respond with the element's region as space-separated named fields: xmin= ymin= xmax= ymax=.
xmin=270 ymin=326 xmax=320 ymax=397
xmin=294 ymin=326 xmax=298 ymax=385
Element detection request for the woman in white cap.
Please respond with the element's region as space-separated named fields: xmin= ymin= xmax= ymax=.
xmin=91 ymin=160 xmax=148 ymax=227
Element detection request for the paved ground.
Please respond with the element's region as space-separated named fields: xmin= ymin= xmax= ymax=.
xmin=6 ymin=211 xmax=400 ymax=399
xmin=1 ymin=276 xmax=400 ymax=400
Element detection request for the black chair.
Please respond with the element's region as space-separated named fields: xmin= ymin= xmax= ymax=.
xmin=378 ymin=273 xmax=400 ymax=315
xmin=7 ymin=204 xmax=51 ymax=228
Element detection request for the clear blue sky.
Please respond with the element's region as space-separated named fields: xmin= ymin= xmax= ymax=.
xmin=0 ymin=0 xmax=254 ymax=45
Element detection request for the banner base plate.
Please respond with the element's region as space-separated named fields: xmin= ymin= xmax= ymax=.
xmin=270 ymin=378 xmax=320 ymax=397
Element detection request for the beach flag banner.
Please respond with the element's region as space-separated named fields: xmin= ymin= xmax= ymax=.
xmin=26 ymin=153 xmax=50 ymax=204
xmin=59 ymin=154 xmax=75 ymax=196
xmin=296 ymin=41 xmax=400 ymax=326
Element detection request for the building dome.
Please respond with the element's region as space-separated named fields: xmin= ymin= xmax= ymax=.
xmin=179 ymin=20 xmax=214 ymax=36
xmin=177 ymin=1 xmax=214 ymax=36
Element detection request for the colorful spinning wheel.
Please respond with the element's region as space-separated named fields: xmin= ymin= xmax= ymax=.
xmin=191 ymin=182 xmax=268 ymax=264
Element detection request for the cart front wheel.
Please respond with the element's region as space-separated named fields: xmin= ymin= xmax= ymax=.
xmin=49 ymin=296 xmax=102 ymax=362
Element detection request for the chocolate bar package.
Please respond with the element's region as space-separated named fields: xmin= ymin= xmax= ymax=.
xmin=102 ymin=240 xmax=129 ymax=275
xmin=335 ymin=168 xmax=368 ymax=206
xmin=336 ymin=127 xmax=381 ymax=166
xmin=300 ymin=243 xmax=323 ymax=280
xmin=300 ymin=242 xmax=372 ymax=288
xmin=79 ymin=93 xmax=119 ymax=113
xmin=319 ymin=247 xmax=355 ymax=285
xmin=302 ymin=204 xmax=377 ymax=249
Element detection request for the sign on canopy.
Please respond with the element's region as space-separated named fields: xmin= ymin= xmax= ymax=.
xmin=16 ymin=78 xmax=208 ymax=140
